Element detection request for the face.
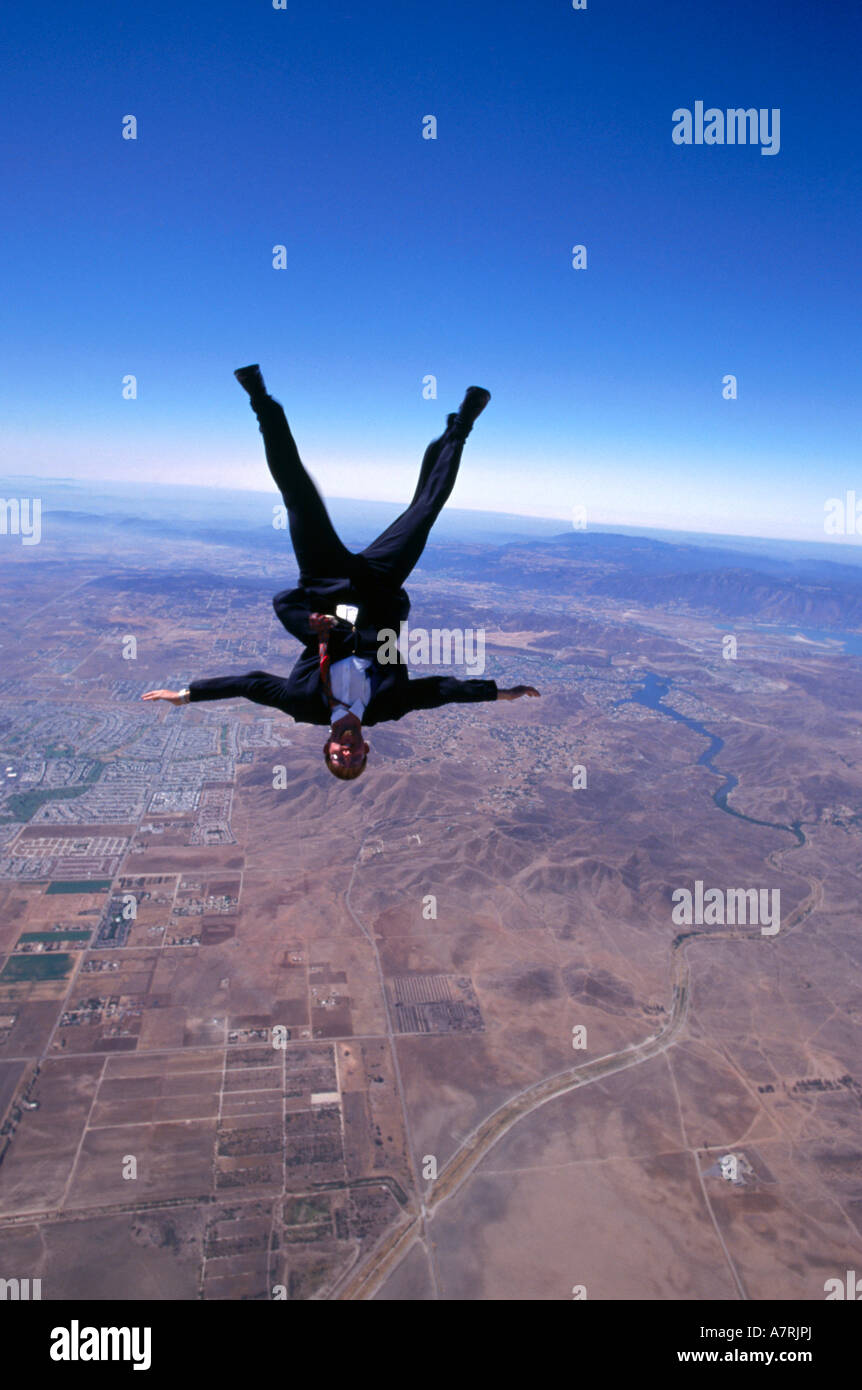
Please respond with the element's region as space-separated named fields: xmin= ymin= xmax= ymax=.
xmin=325 ymin=723 xmax=370 ymax=772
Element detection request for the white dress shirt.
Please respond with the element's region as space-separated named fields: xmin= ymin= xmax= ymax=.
xmin=329 ymin=604 xmax=370 ymax=725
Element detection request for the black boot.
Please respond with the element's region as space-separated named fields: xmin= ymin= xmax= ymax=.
xmin=234 ymin=364 xmax=267 ymax=402
xmin=451 ymin=385 xmax=491 ymax=439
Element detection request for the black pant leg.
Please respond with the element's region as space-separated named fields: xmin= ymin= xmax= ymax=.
xmin=252 ymin=394 xmax=352 ymax=579
xmin=359 ymin=422 xmax=465 ymax=589
xmin=407 ymin=433 xmax=445 ymax=506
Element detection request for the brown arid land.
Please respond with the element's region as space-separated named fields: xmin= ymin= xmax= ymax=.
xmin=1 ymin=526 xmax=861 ymax=1301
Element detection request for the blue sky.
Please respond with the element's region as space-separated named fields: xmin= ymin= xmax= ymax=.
xmin=2 ymin=0 xmax=860 ymax=540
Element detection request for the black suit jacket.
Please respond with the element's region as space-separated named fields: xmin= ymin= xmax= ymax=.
xmin=188 ymin=572 xmax=497 ymax=727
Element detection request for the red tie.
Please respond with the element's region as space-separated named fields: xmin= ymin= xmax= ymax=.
xmin=311 ymin=614 xmax=338 ymax=710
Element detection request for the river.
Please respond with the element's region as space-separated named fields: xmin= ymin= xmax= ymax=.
xmin=625 ymin=672 xmax=804 ymax=845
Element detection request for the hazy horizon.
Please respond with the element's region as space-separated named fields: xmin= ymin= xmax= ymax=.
xmin=5 ymin=469 xmax=862 ymax=563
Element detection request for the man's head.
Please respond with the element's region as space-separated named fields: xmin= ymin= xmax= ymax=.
xmin=324 ymin=714 xmax=369 ymax=780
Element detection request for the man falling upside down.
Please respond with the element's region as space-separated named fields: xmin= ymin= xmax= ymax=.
xmin=143 ymin=366 xmax=539 ymax=779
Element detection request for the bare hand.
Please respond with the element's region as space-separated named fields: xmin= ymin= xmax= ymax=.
xmin=309 ymin=613 xmax=337 ymax=634
xmin=142 ymin=689 xmax=185 ymax=706
xmin=330 ymin=710 xmax=362 ymax=740
xmin=497 ymin=685 xmax=541 ymax=701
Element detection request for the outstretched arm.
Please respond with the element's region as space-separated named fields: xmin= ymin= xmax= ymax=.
xmin=142 ymin=670 xmax=298 ymax=715
xmin=405 ymin=676 xmax=498 ymax=713
xmin=403 ymin=678 xmax=541 ymax=714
